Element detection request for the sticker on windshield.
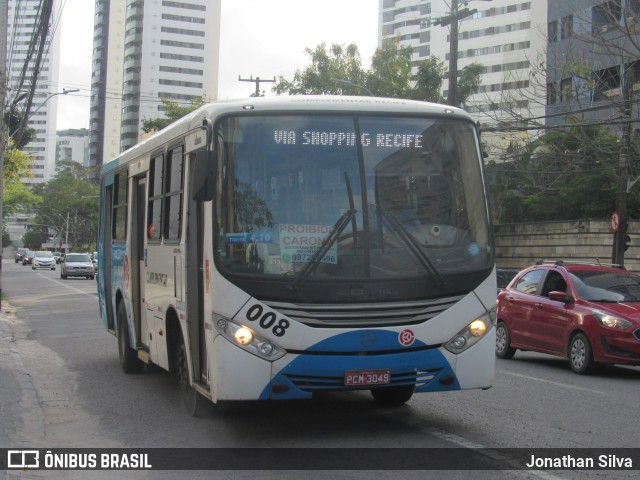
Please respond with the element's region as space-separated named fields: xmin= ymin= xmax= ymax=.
xmin=466 ymin=242 xmax=481 ymax=257
xmin=279 ymin=224 xmax=338 ymax=266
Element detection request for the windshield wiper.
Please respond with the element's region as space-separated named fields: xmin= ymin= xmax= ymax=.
xmin=287 ymin=209 xmax=356 ymax=292
xmin=288 ymin=172 xmax=357 ymax=292
xmin=378 ymin=206 xmax=445 ymax=287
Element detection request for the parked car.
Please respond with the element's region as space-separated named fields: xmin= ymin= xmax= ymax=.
xmin=496 ymin=260 xmax=640 ymax=374
xmin=60 ymin=253 xmax=95 ymax=280
xmin=21 ymin=250 xmax=35 ymax=265
xmin=15 ymin=247 xmax=28 ymax=263
xmin=32 ymin=251 xmax=56 ymax=270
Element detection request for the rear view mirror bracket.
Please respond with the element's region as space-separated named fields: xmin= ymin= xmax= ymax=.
xmin=191 ymin=118 xmax=216 ymax=202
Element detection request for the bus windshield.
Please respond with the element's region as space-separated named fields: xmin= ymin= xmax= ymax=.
xmin=214 ymin=113 xmax=493 ymax=302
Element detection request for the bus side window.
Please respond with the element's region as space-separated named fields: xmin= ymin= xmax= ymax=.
xmin=113 ymin=171 xmax=128 ymax=242
xmin=164 ymin=145 xmax=184 ymax=242
xmin=147 ymin=154 xmax=163 ymax=242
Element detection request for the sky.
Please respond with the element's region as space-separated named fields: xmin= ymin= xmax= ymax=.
xmin=56 ymin=0 xmax=380 ymax=131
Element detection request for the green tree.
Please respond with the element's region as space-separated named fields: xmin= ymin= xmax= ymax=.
xmin=32 ymin=161 xmax=99 ymax=250
xmin=2 ymin=141 xmax=40 ymax=216
xmin=366 ymin=38 xmax=414 ymax=98
xmin=457 ymin=62 xmax=484 ymax=108
xmin=273 ymin=40 xmax=483 ymax=103
xmin=487 ymin=125 xmax=625 ymax=223
xmin=273 ymin=43 xmax=367 ymax=95
xmin=2 ymin=225 xmax=11 ymax=248
xmin=22 ymin=227 xmax=45 ymax=250
xmin=4 ymin=109 xmax=36 ymax=149
xmin=141 ymin=96 xmax=207 ymax=134
xmin=412 ymin=56 xmax=447 ymax=103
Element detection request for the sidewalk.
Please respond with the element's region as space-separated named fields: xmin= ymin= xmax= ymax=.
xmin=0 ymin=299 xmax=48 ymax=451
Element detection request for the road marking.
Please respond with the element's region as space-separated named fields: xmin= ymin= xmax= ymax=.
xmin=36 ymin=273 xmax=97 ymax=298
xmin=501 ymin=370 xmax=606 ymax=395
xmin=376 ymin=409 xmax=567 ymax=480
xmin=418 ymin=426 xmax=567 ymax=480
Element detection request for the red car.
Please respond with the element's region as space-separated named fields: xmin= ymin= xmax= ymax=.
xmin=496 ymin=260 xmax=640 ymax=374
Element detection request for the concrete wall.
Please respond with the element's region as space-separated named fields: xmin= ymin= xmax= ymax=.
xmin=495 ymin=220 xmax=640 ymax=272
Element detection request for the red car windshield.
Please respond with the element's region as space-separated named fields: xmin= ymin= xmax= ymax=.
xmin=570 ymin=271 xmax=640 ymax=302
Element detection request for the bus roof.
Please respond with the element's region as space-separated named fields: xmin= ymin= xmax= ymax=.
xmin=101 ymin=95 xmax=473 ymax=174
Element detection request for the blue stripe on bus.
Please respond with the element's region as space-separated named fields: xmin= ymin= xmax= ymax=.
xmin=306 ymin=329 xmax=426 ymax=352
xmin=260 ymin=331 xmax=459 ymax=400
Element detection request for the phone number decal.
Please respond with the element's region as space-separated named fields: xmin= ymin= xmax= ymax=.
xmin=245 ymin=304 xmax=290 ymax=337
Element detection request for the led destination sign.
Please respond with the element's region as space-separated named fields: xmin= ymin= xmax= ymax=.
xmin=274 ymin=130 xmax=423 ymax=148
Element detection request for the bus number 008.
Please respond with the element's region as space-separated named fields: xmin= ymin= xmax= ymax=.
xmin=246 ymin=304 xmax=290 ymax=337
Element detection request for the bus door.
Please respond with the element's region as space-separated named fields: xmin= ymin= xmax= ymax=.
xmin=186 ymin=153 xmax=206 ymax=383
xmin=131 ymin=176 xmax=147 ymax=350
xmin=103 ymin=185 xmax=115 ymax=330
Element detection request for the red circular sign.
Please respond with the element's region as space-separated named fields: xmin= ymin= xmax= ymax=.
xmin=399 ymin=329 xmax=415 ymax=346
xmin=611 ymin=212 xmax=620 ymax=233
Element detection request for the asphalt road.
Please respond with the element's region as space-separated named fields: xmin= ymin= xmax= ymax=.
xmin=1 ymin=259 xmax=639 ymax=480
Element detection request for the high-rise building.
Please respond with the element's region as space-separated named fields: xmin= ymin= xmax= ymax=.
xmin=6 ymin=0 xmax=62 ymax=184
xmin=56 ymin=128 xmax=90 ymax=168
xmin=379 ymin=0 xmax=548 ymax=159
xmin=545 ymin=0 xmax=640 ymax=129
xmin=89 ymin=0 xmax=221 ymax=168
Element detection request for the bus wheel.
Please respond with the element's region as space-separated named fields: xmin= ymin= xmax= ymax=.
xmin=371 ymin=385 xmax=414 ymax=406
xmin=176 ymin=334 xmax=207 ymax=417
xmin=117 ymin=301 xmax=144 ymax=374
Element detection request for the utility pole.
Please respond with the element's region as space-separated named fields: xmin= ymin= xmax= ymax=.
xmin=434 ymin=0 xmax=477 ymax=107
xmin=612 ymin=62 xmax=634 ymax=266
xmin=0 ymin=0 xmax=8 ymax=312
xmin=65 ymin=211 xmax=70 ymax=252
xmin=238 ymin=75 xmax=276 ymax=97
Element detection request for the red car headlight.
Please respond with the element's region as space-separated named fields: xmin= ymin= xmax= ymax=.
xmin=592 ymin=310 xmax=633 ymax=330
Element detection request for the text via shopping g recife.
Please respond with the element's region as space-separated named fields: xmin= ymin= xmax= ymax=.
xmin=273 ymin=130 xmax=422 ymax=148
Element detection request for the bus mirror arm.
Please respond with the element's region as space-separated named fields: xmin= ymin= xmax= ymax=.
xmin=191 ymin=149 xmax=216 ymax=202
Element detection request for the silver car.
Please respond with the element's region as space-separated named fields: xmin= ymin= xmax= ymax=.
xmin=60 ymin=253 xmax=95 ymax=280
xmin=32 ymin=251 xmax=56 ymax=270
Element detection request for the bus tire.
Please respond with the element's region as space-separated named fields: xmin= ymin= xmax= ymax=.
xmin=371 ymin=385 xmax=414 ymax=406
xmin=176 ymin=334 xmax=208 ymax=417
xmin=117 ymin=301 xmax=144 ymax=374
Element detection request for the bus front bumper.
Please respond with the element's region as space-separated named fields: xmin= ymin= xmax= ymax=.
xmin=208 ymin=328 xmax=495 ymax=402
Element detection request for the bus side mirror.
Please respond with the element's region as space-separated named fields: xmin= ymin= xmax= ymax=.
xmin=191 ymin=149 xmax=215 ymax=202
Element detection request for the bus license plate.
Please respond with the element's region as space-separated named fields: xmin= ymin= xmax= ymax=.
xmin=344 ymin=369 xmax=391 ymax=386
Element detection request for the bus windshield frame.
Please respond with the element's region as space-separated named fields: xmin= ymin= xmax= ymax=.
xmin=213 ymin=112 xmax=493 ymax=303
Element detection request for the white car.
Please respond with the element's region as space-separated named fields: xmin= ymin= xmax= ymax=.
xmin=60 ymin=253 xmax=95 ymax=280
xmin=32 ymin=251 xmax=56 ymax=270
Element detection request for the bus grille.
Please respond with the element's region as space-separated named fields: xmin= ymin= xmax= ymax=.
xmin=263 ymin=295 xmax=465 ymax=328
xmin=285 ymin=368 xmax=442 ymax=392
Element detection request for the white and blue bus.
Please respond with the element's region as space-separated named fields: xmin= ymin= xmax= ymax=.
xmin=97 ymin=96 xmax=496 ymax=413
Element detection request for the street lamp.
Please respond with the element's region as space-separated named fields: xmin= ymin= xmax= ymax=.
xmin=331 ymin=78 xmax=374 ymax=96
xmin=31 ymin=88 xmax=80 ymax=116
xmin=10 ymin=88 xmax=80 ymax=138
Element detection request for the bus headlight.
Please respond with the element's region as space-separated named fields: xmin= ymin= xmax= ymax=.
xmin=214 ymin=315 xmax=286 ymax=361
xmin=234 ymin=326 xmax=253 ymax=345
xmin=444 ymin=309 xmax=495 ymax=354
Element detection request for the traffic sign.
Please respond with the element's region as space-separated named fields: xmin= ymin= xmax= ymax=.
xmin=611 ymin=211 xmax=620 ymax=232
